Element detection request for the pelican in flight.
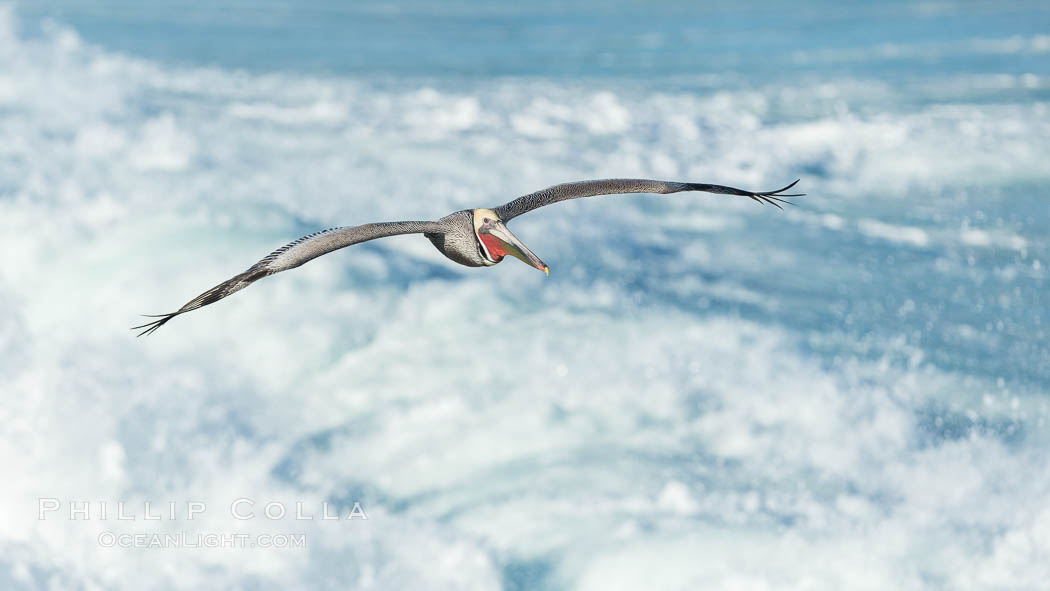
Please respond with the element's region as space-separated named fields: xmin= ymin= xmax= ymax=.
xmin=134 ymin=178 xmax=802 ymax=336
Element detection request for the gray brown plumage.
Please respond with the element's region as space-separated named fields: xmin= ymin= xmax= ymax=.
xmin=133 ymin=178 xmax=802 ymax=336
xmin=493 ymin=178 xmax=801 ymax=221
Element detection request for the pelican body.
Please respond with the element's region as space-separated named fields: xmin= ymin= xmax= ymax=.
xmin=134 ymin=178 xmax=801 ymax=335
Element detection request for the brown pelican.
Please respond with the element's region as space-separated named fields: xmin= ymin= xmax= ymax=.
xmin=134 ymin=178 xmax=802 ymax=336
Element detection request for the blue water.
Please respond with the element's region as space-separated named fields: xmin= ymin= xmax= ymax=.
xmin=2 ymin=1 xmax=1049 ymax=589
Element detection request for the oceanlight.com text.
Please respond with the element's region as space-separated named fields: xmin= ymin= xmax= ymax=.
xmin=97 ymin=531 xmax=306 ymax=549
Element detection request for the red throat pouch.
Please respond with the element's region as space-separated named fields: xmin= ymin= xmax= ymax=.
xmin=479 ymin=233 xmax=507 ymax=259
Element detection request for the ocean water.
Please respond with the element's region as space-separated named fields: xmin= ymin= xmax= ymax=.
xmin=1 ymin=1 xmax=1048 ymax=589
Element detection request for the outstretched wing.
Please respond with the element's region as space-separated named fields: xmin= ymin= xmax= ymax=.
xmin=493 ymin=178 xmax=803 ymax=222
xmin=133 ymin=220 xmax=441 ymax=336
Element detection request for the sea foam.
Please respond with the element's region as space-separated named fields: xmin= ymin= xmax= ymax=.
xmin=0 ymin=5 xmax=1047 ymax=590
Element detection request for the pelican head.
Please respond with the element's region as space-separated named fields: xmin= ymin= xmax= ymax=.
xmin=472 ymin=209 xmax=549 ymax=274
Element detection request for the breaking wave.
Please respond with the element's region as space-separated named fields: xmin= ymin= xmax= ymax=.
xmin=0 ymin=4 xmax=1047 ymax=590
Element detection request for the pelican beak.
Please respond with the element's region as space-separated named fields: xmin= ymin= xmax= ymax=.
xmin=485 ymin=221 xmax=550 ymax=275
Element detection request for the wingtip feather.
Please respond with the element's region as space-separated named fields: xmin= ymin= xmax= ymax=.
xmin=131 ymin=312 xmax=178 ymax=337
xmin=750 ymin=179 xmax=804 ymax=208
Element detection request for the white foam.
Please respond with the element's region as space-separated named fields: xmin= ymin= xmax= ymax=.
xmin=133 ymin=113 xmax=197 ymax=171
xmin=858 ymin=219 xmax=930 ymax=247
xmin=960 ymin=228 xmax=1027 ymax=250
xmin=227 ymin=100 xmax=349 ymax=125
xmin=791 ymin=33 xmax=1050 ymax=65
xmin=0 ymin=8 xmax=1047 ymax=590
